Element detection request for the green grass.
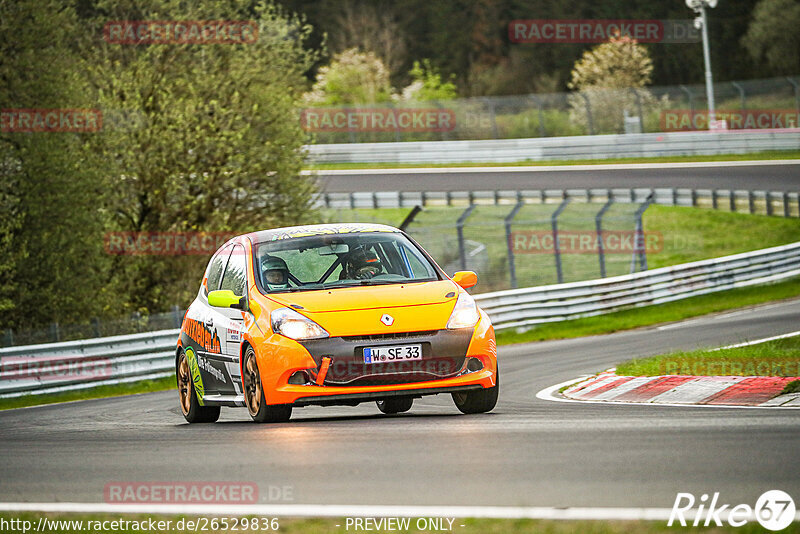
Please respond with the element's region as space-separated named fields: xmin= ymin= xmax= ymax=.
xmin=0 ymin=375 xmax=174 ymax=411
xmin=1 ymin=513 xmax=796 ymax=534
xmin=782 ymin=379 xmax=800 ymax=394
xmin=496 ymin=276 xmax=800 ymax=345
xmin=305 ymin=149 xmax=800 ymax=170
xmin=616 ymin=335 xmax=800 ymax=377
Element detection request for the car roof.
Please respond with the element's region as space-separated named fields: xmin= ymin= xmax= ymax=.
xmin=247 ymin=223 xmax=402 ymax=244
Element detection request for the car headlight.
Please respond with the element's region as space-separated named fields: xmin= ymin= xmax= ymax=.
xmin=271 ymin=308 xmax=329 ymax=340
xmin=446 ymin=292 xmax=479 ymax=329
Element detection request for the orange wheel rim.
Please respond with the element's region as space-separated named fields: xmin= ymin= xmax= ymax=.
xmin=178 ymin=356 xmax=192 ymax=416
xmin=244 ymin=352 xmax=261 ymax=416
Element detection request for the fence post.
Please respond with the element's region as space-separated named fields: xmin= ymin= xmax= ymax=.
xmin=49 ymin=322 xmax=60 ymax=342
xmin=91 ymin=317 xmax=101 ymax=337
xmin=784 ymin=192 xmax=790 ymax=218
xmin=749 ymin=191 xmax=755 ymax=214
xmin=2 ymin=329 xmax=13 ymax=347
xmin=630 ymin=193 xmax=654 ymax=273
xmin=482 ymin=98 xmax=500 ymax=139
xmin=731 ymin=81 xmax=746 ymax=110
xmin=456 ymin=205 xmax=476 ymax=271
xmin=766 ymin=192 xmax=774 ymax=216
xmin=579 ymin=92 xmax=594 ymax=135
xmin=788 ymin=77 xmax=800 ymax=116
xmin=399 ymin=206 xmax=423 ymax=231
xmin=630 ymin=88 xmax=645 ymax=133
xmin=504 ymin=201 xmax=526 ymax=289
xmin=171 ymin=305 xmax=182 ymax=329
xmin=529 ymin=95 xmax=546 ymax=137
xmin=729 ymin=190 xmax=736 ymax=212
xmin=680 ymin=85 xmax=695 ymax=117
xmin=551 ymin=198 xmax=571 ymax=284
xmin=595 ymin=197 xmax=614 ymax=279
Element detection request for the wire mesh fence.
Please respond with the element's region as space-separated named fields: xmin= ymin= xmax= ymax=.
xmin=302 ymin=75 xmax=800 ymax=143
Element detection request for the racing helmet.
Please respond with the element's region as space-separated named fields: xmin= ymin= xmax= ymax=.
xmin=345 ymin=247 xmax=383 ymax=280
xmin=261 ymin=255 xmax=290 ymax=289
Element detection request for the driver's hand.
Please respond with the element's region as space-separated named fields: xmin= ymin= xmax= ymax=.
xmin=355 ymin=266 xmax=380 ymax=279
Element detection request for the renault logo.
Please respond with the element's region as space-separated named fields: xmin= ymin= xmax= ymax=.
xmin=380 ymin=314 xmax=394 ymax=326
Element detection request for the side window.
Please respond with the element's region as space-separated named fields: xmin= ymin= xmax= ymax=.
xmin=205 ymin=246 xmax=232 ymax=294
xmin=400 ymin=243 xmax=436 ymax=278
xmin=220 ymin=245 xmax=247 ymax=296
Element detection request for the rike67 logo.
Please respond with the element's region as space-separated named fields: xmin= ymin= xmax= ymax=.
xmin=669 ymin=490 xmax=796 ymax=530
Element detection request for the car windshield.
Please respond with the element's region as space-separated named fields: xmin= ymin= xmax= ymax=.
xmin=253 ymin=232 xmax=440 ymax=294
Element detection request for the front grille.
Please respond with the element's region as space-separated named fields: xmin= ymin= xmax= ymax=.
xmin=341 ymin=330 xmax=438 ymax=343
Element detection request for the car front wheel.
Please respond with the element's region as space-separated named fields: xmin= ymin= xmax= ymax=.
xmin=452 ymin=373 xmax=499 ymax=414
xmin=243 ymin=346 xmax=292 ymax=423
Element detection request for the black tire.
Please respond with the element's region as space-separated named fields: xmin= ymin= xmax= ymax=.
xmin=177 ymin=350 xmax=221 ymax=423
xmin=452 ymin=373 xmax=499 ymax=414
xmin=243 ymin=346 xmax=292 ymax=423
xmin=376 ymin=396 xmax=413 ymax=414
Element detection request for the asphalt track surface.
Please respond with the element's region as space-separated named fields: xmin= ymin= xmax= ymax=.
xmin=315 ymin=160 xmax=800 ymax=193
xmin=2 ymin=299 xmax=799 ymax=509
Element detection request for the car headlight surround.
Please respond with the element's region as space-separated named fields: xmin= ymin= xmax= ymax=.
xmin=271 ymin=308 xmax=329 ymax=340
xmin=446 ymin=292 xmax=480 ymax=329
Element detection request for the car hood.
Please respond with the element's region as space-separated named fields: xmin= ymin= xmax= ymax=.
xmin=265 ymin=280 xmax=461 ymax=336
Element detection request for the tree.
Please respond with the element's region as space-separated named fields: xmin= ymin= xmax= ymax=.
xmin=743 ymin=0 xmax=800 ymax=74
xmin=567 ymin=35 xmax=657 ymax=134
xmin=0 ymin=0 xmax=112 ymax=331
xmin=326 ymin=0 xmax=408 ymax=81
xmin=84 ymin=0 xmax=320 ymax=313
xmin=304 ymin=48 xmax=393 ymax=105
xmin=398 ymin=60 xmax=458 ymax=102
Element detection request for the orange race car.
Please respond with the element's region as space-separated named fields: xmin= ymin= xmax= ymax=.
xmin=176 ymin=223 xmax=498 ymax=423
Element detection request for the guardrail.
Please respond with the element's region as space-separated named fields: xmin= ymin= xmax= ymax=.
xmin=306 ymin=130 xmax=800 ymax=164
xmin=0 ymin=330 xmax=177 ymax=398
xmin=2 ymin=242 xmax=799 ymax=398
xmin=318 ymin=188 xmax=800 ymax=217
xmin=475 ymin=241 xmax=800 ymax=330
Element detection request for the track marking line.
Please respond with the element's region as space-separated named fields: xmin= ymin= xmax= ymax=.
xmin=712 ymin=330 xmax=800 ymax=351
xmin=4 ymin=502 xmax=775 ymax=521
xmin=304 ymin=159 xmax=800 ymax=176
xmin=536 ymin=377 xmax=800 ymax=410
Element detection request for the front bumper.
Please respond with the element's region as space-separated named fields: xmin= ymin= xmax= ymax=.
xmin=277 ymin=368 xmax=496 ymax=407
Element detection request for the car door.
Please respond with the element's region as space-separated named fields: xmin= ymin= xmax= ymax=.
xmin=205 ymin=243 xmax=249 ymax=398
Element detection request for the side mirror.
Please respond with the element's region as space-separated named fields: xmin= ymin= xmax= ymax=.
xmin=208 ymin=289 xmax=247 ymax=310
xmin=452 ymin=271 xmax=477 ymax=289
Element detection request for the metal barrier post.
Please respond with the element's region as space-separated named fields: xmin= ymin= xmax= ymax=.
xmin=788 ymin=77 xmax=800 ymax=116
xmin=551 ymin=198 xmax=571 ymax=284
xmin=579 ymin=92 xmax=594 ymax=135
xmin=712 ymin=190 xmax=718 ymax=210
xmin=784 ymin=192 xmax=790 ymax=218
xmin=630 ymin=193 xmax=654 ymax=273
xmin=456 ymin=205 xmax=476 ymax=271
xmin=767 ymin=192 xmax=774 ymax=216
xmin=749 ymin=191 xmax=755 ymax=214
xmin=504 ymin=201 xmax=526 ymax=289
xmin=399 ymin=206 xmax=423 ymax=231
xmin=529 ymin=95 xmax=546 ymax=137
xmin=731 ymin=81 xmax=746 ymax=110
xmin=630 ymin=88 xmax=645 ymax=133
xmin=595 ymin=196 xmax=614 ymax=278
xmin=729 ymin=190 xmax=736 ymax=212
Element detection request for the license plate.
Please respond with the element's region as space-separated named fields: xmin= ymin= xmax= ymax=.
xmin=363 ymin=344 xmax=422 ymax=364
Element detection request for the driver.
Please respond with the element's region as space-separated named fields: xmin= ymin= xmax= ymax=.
xmin=344 ymin=247 xmax=383 ymax=280
xmin=261 ymin=255 xmax=290 ymax=290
